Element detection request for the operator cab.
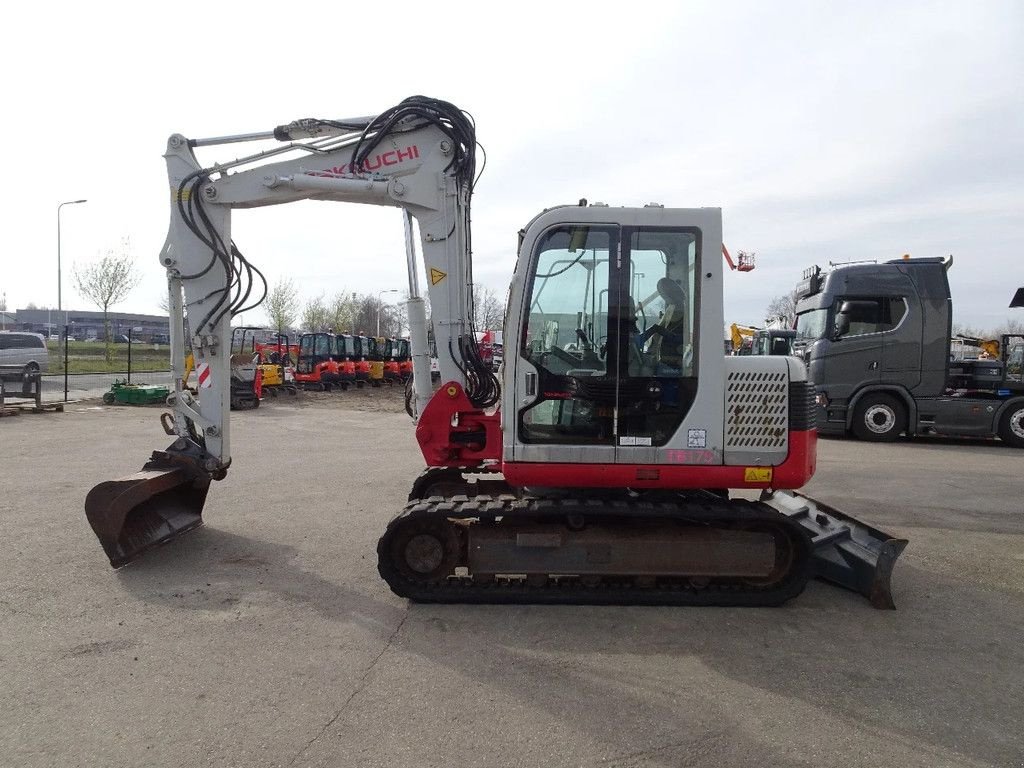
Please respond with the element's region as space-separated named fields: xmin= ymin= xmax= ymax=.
xmin=296 ymin=332 xmax=340 ymax=387
xmin=350 ymin=335 xmax=372 ymax=384
xmin=332 ymin=334 xmax=356 ymax=388
xmin=297 ymin=333 xmax=332 ymax=374
xmin=395 ymin=338 xmax=413 ymax=380
xmin=379 ymin=337 xmax=402 ymax=383
xmin=514 ymin=221 xmax=701 ymax=449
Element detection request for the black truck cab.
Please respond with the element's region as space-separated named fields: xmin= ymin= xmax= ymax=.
xmin=794 ymin=258 xmax=1024 ymax=447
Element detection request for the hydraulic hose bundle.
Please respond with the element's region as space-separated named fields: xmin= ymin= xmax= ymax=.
xmin=348 ymin=96 xmax=500 ymax=409
xmin=174 ymin=171 xmax=267 ymax=335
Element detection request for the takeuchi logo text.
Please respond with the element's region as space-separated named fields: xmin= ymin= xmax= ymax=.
xmin=309 ymin=145 xmax=420 ymax=177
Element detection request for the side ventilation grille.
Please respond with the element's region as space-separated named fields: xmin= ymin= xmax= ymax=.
xmin=788 ymin=381 xmax=817 ymax=431
xmin=725 ymin=370 xmax=788 ymax=450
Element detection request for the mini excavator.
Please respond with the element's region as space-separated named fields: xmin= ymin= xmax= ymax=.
xmin=85 ymin=97 xmax=906 ymax=607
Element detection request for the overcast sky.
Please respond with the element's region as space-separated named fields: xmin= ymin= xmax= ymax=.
xmin=2 ymin=1 xmax=1021 ymax=332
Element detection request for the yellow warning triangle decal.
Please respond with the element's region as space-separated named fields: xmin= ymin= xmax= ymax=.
xmin=430 ymin=267 xmax=447 ymax=285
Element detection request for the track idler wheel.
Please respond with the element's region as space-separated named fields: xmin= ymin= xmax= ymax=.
xmin=387 ymin=516 xmax=462 ymax=585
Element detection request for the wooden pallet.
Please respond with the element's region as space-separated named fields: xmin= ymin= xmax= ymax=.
xmin=0 ymin=401 xmax=65 ymax=416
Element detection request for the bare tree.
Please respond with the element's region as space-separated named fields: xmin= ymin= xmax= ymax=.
xmin=473 ymin=285 xmax=504 ymax=331
xmin=953 ymin=318 xmax=1024 ymax=339
xmin=157 ymin=281 xmax=185 ymax=316
xmin=381 ymin=293 xmax=424 ymax=338
xmin=329 ymin=291 xmax=356 ymax=332
xmin=74 ymin=240 xmax=141 ymax=362
xmin=951 ymin=322 xmax=985 ymax=339
xmin=764 ymin=290 xmax=799 ymax=328
xmin=993 ymin=317 xmax=1024 ymax=336
xmin=392 ymin=294 xmax=409 ymax=337
xmin=301 ymin=295 xmax=332 ymax=332
xmin=265 ymin=278 xmax=300 ymax=334
xmin=350 ymin=294 xmax=374 ymax=335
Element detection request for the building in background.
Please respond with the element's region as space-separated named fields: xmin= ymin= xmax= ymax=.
xmin=10 ymin=308 xmax=169 ymax=342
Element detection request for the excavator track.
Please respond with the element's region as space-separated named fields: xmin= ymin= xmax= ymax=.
xmin=377 ymin=494 xmax=813 ymax=606
xmin=408 ymin=466 xmax=512 ymax=501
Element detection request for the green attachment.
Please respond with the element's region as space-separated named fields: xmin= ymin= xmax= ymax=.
xmin=105 ymin=379 xmax=171 ymax=405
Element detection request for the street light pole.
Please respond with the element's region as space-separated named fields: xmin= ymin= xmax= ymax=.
xmin=57 ymin=199 xmax=88 ymax=339
xmin=377 ymin=289 xmax=399 ymax=336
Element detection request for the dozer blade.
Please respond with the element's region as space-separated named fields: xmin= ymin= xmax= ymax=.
xmin=761 ymin=490 xmax=908 ymax=609
xmin=85 ymin=466 xmax=210 ymax=568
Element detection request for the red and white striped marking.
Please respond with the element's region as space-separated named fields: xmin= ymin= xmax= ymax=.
xmin=196 ymin=362 xmax=212 ymax=389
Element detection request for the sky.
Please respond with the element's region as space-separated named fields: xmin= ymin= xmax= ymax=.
xmin=2 ymin=0 xmax=1021 ymax=333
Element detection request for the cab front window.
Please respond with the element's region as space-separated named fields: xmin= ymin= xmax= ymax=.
xmin=796 ymin=309 xmax=829 ymax=341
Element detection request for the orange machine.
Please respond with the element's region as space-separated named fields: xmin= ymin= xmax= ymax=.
xmin=294 ymin=332 xmax=341 ymax=390
xmin=394 ymin=337 xmax=413 ymax=380
xmin=332 ymin=334 xmax=357 ymax=390
xmin=355 ymin=335 xmax=382 ymax=386
xmin=378 ymin=337 xmax=402 ymax=384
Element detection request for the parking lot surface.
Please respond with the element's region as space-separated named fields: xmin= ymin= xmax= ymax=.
xmin=2 ymin=395 xmax=1022 ymax=767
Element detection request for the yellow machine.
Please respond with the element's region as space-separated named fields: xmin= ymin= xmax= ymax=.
xmin=257 ymin=358 xmax=286 ymax=387
xmin=729 ymin=323 xmax=757 ymax=354
xmin=980 ymin=339 xmax=1001 ymax=359
xmin=950 ymin=335 xmax=1002 ymax=361
xmin=234 ymin=327 xmax=296 ymax=393
xmin=358 ymin=334 xmax=384 ymax=385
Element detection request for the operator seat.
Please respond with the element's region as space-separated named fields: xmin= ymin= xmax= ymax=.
xmin=640 ymin=278 xmax=689 ymax=372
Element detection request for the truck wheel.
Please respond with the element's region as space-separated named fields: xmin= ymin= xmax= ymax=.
xmin=851 ymin=394 xmax=906 ymax=442
xmin=997 ymin=402 xmax=1024 ymax=448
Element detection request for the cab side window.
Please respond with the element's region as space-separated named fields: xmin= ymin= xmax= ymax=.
xmin=835 ymin=297 xmax=906 ymax=337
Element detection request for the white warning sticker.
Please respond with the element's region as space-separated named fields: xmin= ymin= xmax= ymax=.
xmin=619 ymin=436 xmax=653 ymax=446
xmin=687 ymin=429 xmax=707 ymax=448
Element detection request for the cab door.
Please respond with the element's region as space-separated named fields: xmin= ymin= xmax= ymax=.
xmin=610 ymin=227 xmax=701 ymax=464
xmin=823 ymin=298 xmax=884 ymax=403
xmin=877 ymin=297 xmax=919 ymax=390
xmin=512 ymin=223 xmax=618 ymax=464
xmin=297 ymin=334 xmax=316 ymax=375
xmin=509 ymin=217 xmax=708 ymax=466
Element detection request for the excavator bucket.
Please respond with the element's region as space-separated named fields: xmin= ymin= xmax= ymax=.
xmin=85 ymin=463 xmax=211 ymax=568
xmin=761 ymin=490 xmax=908 ymax=609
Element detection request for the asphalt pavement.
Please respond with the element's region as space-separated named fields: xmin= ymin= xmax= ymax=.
xmin=1 ymin=397 xmax=1022 ymax=767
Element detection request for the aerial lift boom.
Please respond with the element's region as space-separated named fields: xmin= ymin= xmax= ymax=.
xmin=85 ymin=97 xmax=905 ymax=608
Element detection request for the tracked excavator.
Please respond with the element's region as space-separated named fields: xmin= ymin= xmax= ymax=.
xmin=84 ymin=96 xmax=906 ymax=608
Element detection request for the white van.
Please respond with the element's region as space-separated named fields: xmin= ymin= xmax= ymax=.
xmin=0 ymin=332 xmax=50 ymax=373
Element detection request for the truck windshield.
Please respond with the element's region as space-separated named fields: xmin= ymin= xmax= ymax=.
xmin=795 ymin=309 xmax=829 ymax=341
